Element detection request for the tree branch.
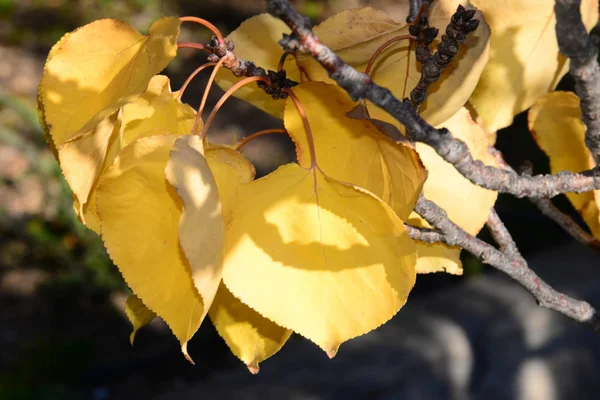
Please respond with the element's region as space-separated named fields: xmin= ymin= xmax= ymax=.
xmin=266 ymin=0 xmax=600 ymax=198
xmin=519 ymin=162 xmax=600 ymax=251
xmin=555 ymin=0 xmax=600 ymax=164
xmin=415 ymin=196 xmax=600 ymax=331
xmin=405 ymin=224 xmax=447 ymax=244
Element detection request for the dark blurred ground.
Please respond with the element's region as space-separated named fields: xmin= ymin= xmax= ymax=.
xmin=0 ymin=1 xmax=597 ymax=399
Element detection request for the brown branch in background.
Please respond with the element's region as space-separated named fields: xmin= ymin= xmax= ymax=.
xmin=415 ymin=195 xmax=600 ymax=331
xmin=407 ymin=0 xmax=423 ymax=23
xmin=520 ymin=162 xmax=600 ymax=251
xmin=408 ymin=3 xmax=479 ymax=107
xmin=266 ymin=0 xmax=600 ymax=198
xmin=555 ymin=0 xmax=600 ymax=164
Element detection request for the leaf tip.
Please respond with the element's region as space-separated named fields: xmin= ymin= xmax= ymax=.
xmin=325 ymin=346 xmax=338 ymax=359
xmin=247 ymin=363 xmax=260 ymax=374
xmin=182 ymin=343 xmax=195 ymax=365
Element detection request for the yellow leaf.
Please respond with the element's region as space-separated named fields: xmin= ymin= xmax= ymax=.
xmin=39 ymin=17 xmax=180 ymax=148
xmin=214 ymin=14 xmax=301 ymax=118
xmin=285 ymin=82 xmax=427 ymax=220
xmin=97 ymin=134 xmax=205 ymax=359
xmin=528 ymin=91 xmax=600 ymax=238
xmin=410 ymin=108 xmax=498 ymax=274
xmin=297 ymin=2 xmax=490 ymax=127
xmin=469 ymin=0 xmax=599 ymax=132
xmin=209 ymin=284 xmax=292 ymax=374
xmin=406 ymin=213 xmax=463 ymax=275
xmin=74 ymin=75 xmax=196 ymax=231
xmin=125 ymin=294 xmax=157 ymax=345
xmin=205 ymin=146 xmax=256 ymax=226
xmin=222 ymin=163 xmax=416 ymax=355
xmin=165 ymin=135 xmax=225 ymax=327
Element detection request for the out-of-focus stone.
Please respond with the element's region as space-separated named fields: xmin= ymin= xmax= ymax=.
xmin=156 ymin=242 xmax=600 ymax=400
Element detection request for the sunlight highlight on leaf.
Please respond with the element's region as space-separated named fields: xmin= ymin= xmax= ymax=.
xmin=166 ymin=135 xmax=225 ymax=326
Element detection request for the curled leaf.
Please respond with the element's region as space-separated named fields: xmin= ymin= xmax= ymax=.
xmin=222 ymin=163 xmax=416 ymax=355
xmin=528 ymin=91 xmax=600 ymax=238
xmin=125 ymin=294 xmax=157 ymax=345
xmin=469 ymin=0 xmax=599 ymax=132
xmin=166 ymin=135 xmax=225 ymax=326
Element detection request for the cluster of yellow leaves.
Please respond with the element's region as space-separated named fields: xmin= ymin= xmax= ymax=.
xmin=37 ymin=12 xmax=425 ymax=372
xmin=38 ymin=0 xmax=599 ymax=372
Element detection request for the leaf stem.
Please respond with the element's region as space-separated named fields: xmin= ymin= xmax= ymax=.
xmin=177 ymin=42 xmax=211 ymax=53
xmin=234 ymin=129 xmax=288 ymax=151
xmin=177 ymin=62 xmax=216 ymax=100
xmin=199 ymin=76 xmax=271 ymax=139
xmin=179 ymin=17 xmax=225 ymax=44
xmin=284 ymin=88 xmax=317 ymax=169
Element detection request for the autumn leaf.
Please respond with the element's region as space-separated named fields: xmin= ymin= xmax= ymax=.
xmin=214 ymin=14 xmax=301 ymax=118
xmin=210 ymin=284 xmax=292 ymax=374
xmin=412 ymin=107 xmax=498 ymax=274
xmin=528 ymin=91 xmax=600 ymax=238
xmin=221 ymin=163 xmax=416 ymax=355
xmin=125 ymin=294 xmax=157 ymax=345
xmin=469 ymin=0 xmax=599 ymax=132
xmin=285 ymin=82 xmax=427 ymax=221
xmin=97 ymin=134 xmax=219 ymax=360
xmin=297 ymin=1 xmax=490 ymax=127
xmin=39 ymin=17 xmax=181 ymax=148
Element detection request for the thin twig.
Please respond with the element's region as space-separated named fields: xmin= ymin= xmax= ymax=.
xmin=266 ymin=0 xmax=600 ymax=198
xmin=520 ymin=162 xmax=600 ymax=251
xmin=555 ymin=0 xmax=600 ymax=164
xmin=415 ymin=195 xmax=600 ymax=331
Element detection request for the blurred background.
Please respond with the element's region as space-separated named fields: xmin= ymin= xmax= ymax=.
xmin=1 ymin=1 xmax=599 ymax=399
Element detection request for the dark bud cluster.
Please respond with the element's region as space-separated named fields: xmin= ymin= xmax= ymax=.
xmin=408 ymin=4 xmax=479 ymax=107
xmin=434 ymin=5 xmax=479 ymax=69
xmin=206 ymin=36 xmax=298 ymax=100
